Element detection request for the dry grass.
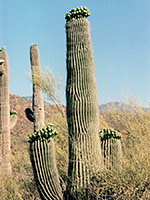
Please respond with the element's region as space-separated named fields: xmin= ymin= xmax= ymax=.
xmin=0 ymin=94 xmax=67 ymax=199
xmin=88 ymin=98 xmax=150 ymax=199
xmin=0 ymin=95 xmax=150 ymax=199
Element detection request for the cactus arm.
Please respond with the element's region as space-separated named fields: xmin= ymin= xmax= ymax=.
xmin=0 ymin=59 xmax=4 ymax=65
xmin=0 ymin=47 xmax=11 ymax=173
xmin=0 ymin=65 xmax=5 ymax=76
xmin=29 ymin=44 xmax=63 ymax=199
xmin=66 ymin=7 xmax=102 ymax=196
xmin=10 ymin=111 xmax=18 ymax=130
xmin=0 ymin=59 xmax=5 ymax=76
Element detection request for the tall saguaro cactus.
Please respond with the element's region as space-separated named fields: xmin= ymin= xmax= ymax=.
xmin=0 ymin=47 xmax=18 ymax=173
xmin=30 ymin=44 xmax=45 ymax=131
xmin=0 ymin=47 xmax=11 ymax=172
xmin=27 ymin=44 xmax=63 ymax=200
xmin=66 ymin=7 xmax=102 ymax=197
xmin=28 ymin=7 xmax=103 ymax=199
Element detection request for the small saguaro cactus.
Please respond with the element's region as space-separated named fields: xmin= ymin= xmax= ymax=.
xmin=0 ymin=47 xmax=18 ymax=173
xmin=66 ymin=6 xmax=102 ymax=197
xmin=100 ymin=128 xmax=122 ymax=170
xmin=26 ymin=44 xmax=63 ymax=200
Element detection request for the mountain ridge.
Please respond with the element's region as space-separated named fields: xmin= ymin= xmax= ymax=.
xmin=21 ymin=95 xmax=150 ymax=113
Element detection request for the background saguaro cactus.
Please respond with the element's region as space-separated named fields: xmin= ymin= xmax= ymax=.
xmin=0 ymin=48 xmax=11 ymax=172
xmin=30 ymin=44 xmax=45 ymax=131
xmin=100 ymin=128 xmax=122 ymax=170
xmin=27 ymin=44 xmax=63 ymax=200
xmin=65 ymin=7 xmax=102 ymax=197
xmin=0 ymin=48 xmax=17 ymax=173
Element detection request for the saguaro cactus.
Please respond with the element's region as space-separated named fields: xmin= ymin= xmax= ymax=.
xmin=27 ymin=44 xmax=63 ymax=200
xmin=66 ymin=6 xmax=102 ymax=197
xmin=100 ymin=128 xmax=122 ymax=170
xmin=0 ymin=48 xmax=10 ymax=172
xmin=30 ymin=44 xmax=45 ymax=131
xmin=0 ymin=47 xmax=17 ymax=173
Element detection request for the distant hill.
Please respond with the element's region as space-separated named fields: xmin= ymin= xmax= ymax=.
xmin=22 ymin=96 xmax=150 ymax=113
xmin=22 ymin=96 xmax=32 ymax=101
xmin=22 ymin=96 xmax=50 ymax=104
xmin=8 ymin=94 xmax=150 ymax=173
xmin=99 ymin=101 xmax=150 ymax=113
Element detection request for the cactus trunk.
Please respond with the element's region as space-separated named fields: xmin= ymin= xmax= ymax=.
xmin=30 ymin=139 xmax=63 ymax=200
xmin=101 ymin=138 xmax=122 ymax=170
xmin=29 ymin=44 xmax=63 ymax=200
xmin=30 ymin=44 xmax=45 ymax=131
xmin=66 ymin=18 xmax=102 ymax=196
xmin=0 ymin=48 xmax=11 ymax=173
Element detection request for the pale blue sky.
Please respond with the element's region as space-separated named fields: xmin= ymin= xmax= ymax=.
xmin=1 ymin=0 xmax=150 ymax=106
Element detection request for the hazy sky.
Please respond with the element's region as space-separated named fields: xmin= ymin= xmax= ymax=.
xmin=1 ymin=0 xmax=150 ymax=106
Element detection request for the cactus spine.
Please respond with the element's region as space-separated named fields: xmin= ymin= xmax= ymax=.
xmin=66 ymin=13 xmax=102 ymax=196
xmin=29 ymin=44 xmax=63 ymax=200
xmin=0 ymin=48 xmax=11 ymax=173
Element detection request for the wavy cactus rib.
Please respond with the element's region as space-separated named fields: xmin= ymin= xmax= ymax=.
xmin=100 ymin=128 xmax=122 ymax=170
xmin=66 ymin=8 xmax=102 ymax=197
xmin=30 ymin=127 xmax=62 ymax=200
xmin=28 ymin=44 xmax=63 ymax=200
xmin=0 ymin=48 xmax=11 ymax=173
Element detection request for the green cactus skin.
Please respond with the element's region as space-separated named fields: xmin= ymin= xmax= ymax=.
xmin=0 ymin=48 xmax=11 ymax=173
xmin=66 ymin=17 xmax=102 ymax=196
xmin=29 ymin=44 xmax=63 ymax=200
xmin=30 ymin=139 xmax=63 ymax=200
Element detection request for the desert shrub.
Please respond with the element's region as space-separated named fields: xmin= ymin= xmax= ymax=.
xmin=0 ymin=173 xmax=24 ymax=200
xmin=45 ymin=113 xmax=68 ymax=182
xmin=87 ymin=99 xmax=150 ymax=199
xmin=0 ymin=172 xmax=41 ymax=200
xmin=0 ymin=160 xmax=40 ymax=200
xmin=1 ymin=96 xmax=150 ymax=199
xmin=0 ymin=131 xmax=40 ymax=200
xmin=99 ymin=114 xmax=109 ymax=130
